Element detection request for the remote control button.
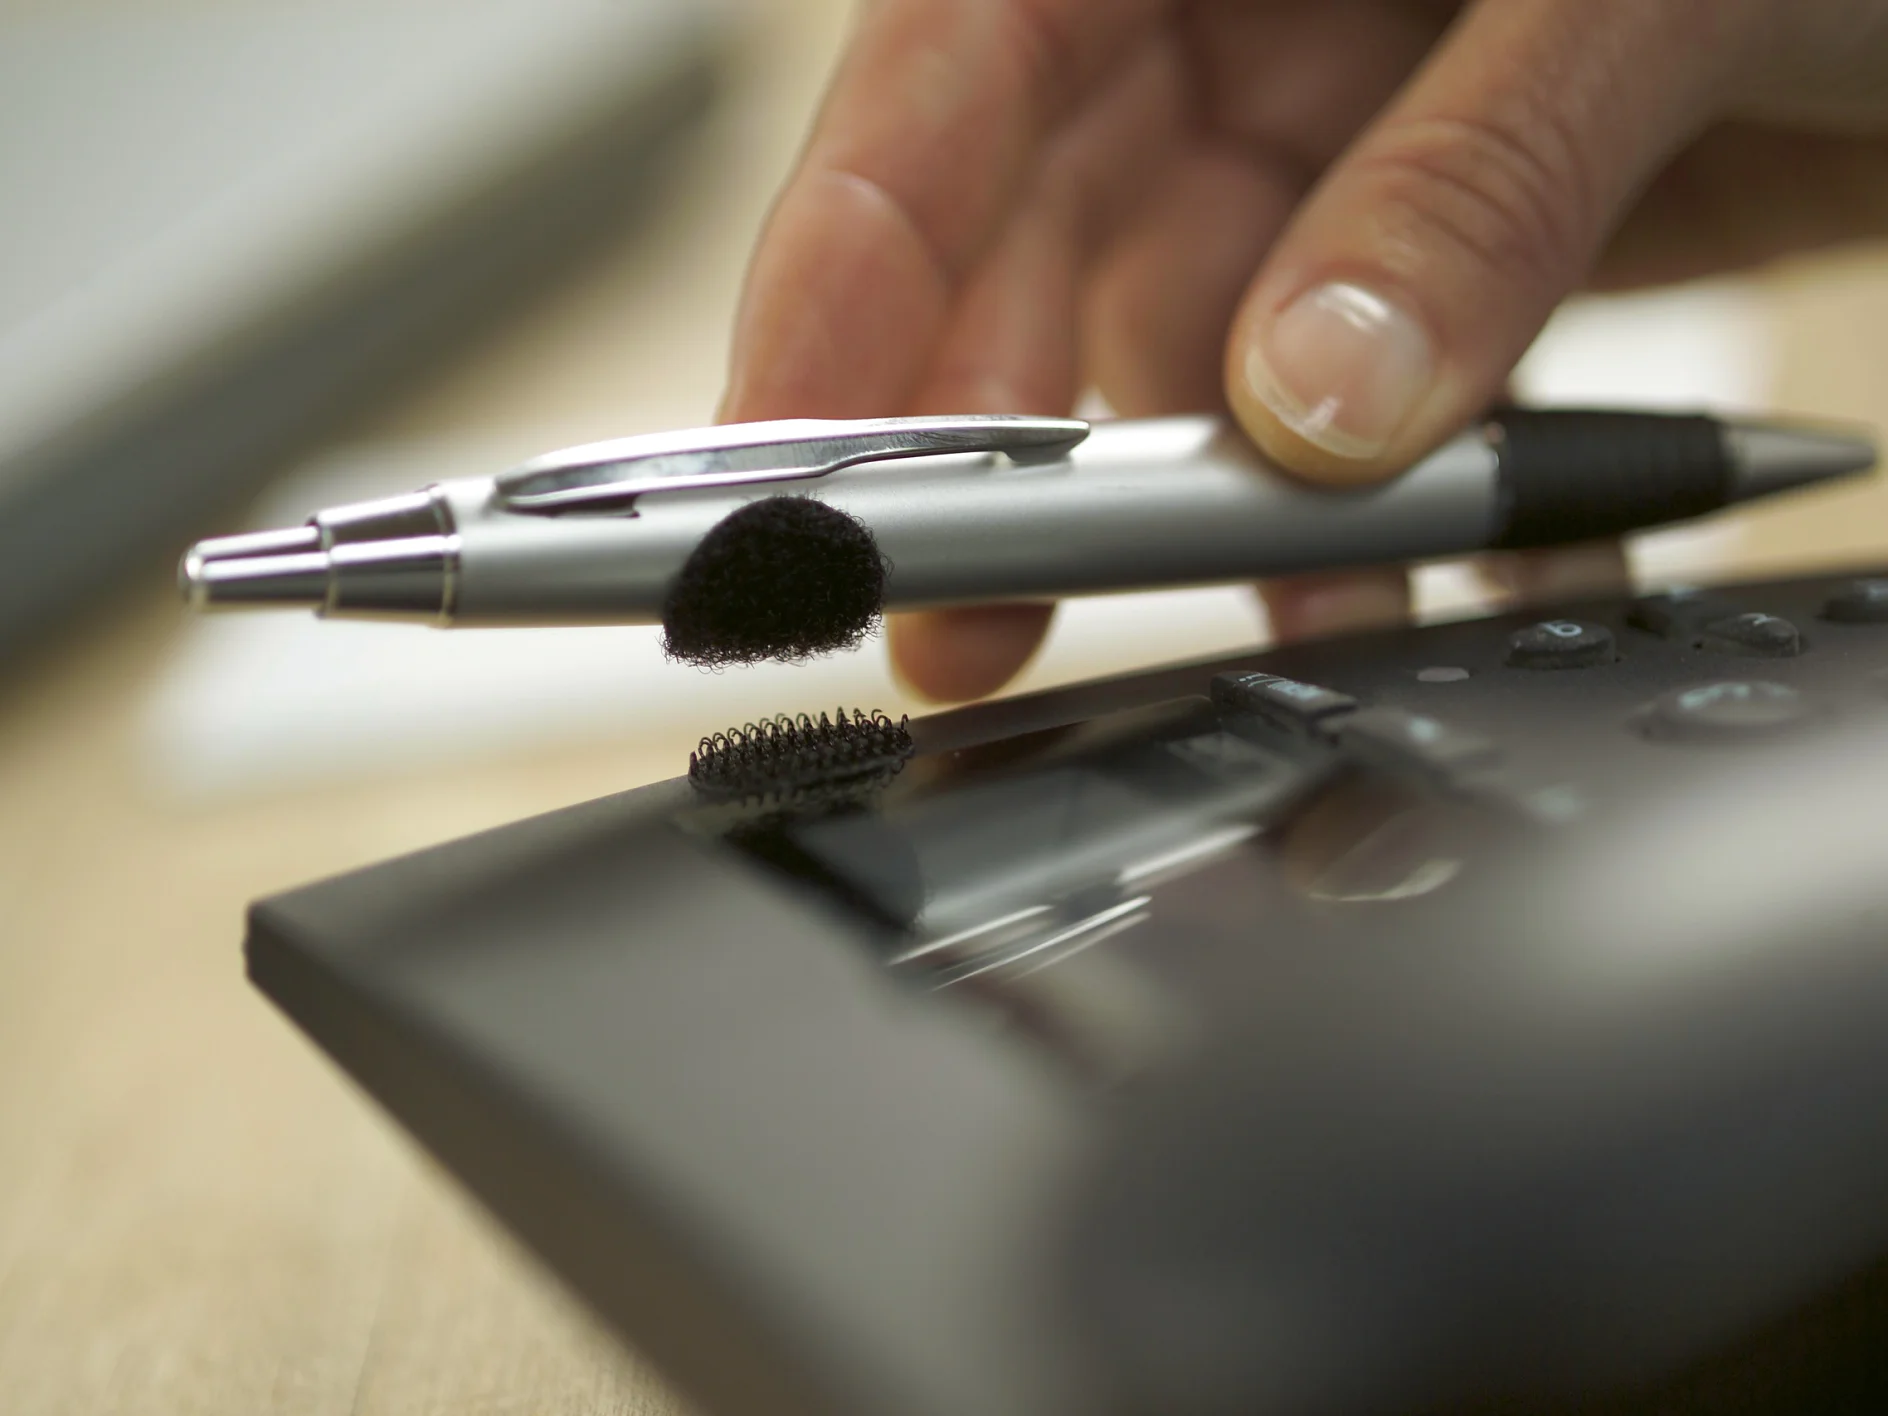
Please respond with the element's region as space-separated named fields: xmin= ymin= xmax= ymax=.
xmin=1698 ymin=611 xmax=1803 ymax=658
xmin=1629 ymin=588 xmax=1736 ymax=638
xmin=1821 ymin=578 xmax=1888 ymax=623
xmin=1415 ymin=666 xmax=1470 ymax=683
xmin=1505 ymin=619 xmax=1616 ymax=669
xmin=1211 ymin=672 xmax=1357 ymax=734
xmin=1339 ymin=707 xmax=1501 ymax=778
xmin=1642 ymin=681 xmax=1811 ymax=742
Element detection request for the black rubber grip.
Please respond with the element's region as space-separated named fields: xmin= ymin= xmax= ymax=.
xmin=1490 ymin=409 xmax=1728 ymax=549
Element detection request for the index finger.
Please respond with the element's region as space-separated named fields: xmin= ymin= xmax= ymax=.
xmin=721 ymin=0 xmax=1167 ymax=423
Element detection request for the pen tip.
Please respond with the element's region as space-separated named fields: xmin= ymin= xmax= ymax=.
xmin=178 ymin=544 xmax=331 ymax=612
xmin=1724 ymin=419 xmax=1878 ymax=502
xmin=177 ymin=548 xmax=206 ymax=610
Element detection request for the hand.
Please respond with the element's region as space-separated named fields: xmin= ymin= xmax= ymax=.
xmin=722 ymin=0 xmax=1888 ymax=701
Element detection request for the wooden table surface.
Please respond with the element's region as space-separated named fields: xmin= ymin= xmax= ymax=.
xmin=7 ymin=4 xmax=1888 ymax=1410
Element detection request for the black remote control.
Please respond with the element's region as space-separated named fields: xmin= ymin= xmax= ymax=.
xmin=247 ymin=568 xmax=1888 ymax=1416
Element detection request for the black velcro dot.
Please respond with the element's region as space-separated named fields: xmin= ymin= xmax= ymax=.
xmin=688 ymin=708 xmax=914 ymax=804
xmin=661 ymin=496 xmax=888 ymax=667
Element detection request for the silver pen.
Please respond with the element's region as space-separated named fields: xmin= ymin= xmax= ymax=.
xmin=180 ymin=409 xmax=1875 ymax=632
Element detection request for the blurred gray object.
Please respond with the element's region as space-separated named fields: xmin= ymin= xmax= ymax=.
xmin=0 ymin=0 xmax=725 ymax=665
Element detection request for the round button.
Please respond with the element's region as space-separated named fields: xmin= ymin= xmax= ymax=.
xmin=1506 ymin=619 xmax=1616 ymax=670
xmin=1822 ymin=578 xmax=1888 ymax=624
xmin=1629 ymin=588 xmax=1732 ymax=638
xmin=1642 ymin=680 xmax=1812 ymax=742
xmin=1697 ymin=611 xmax=1803 ymax=658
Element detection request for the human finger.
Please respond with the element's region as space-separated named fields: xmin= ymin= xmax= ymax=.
xmin=1476 ymin=540 xmax=1630 ymax=607
xmin=916 ymin=32 xmax=1188 ymax=417
xmin=1186 ymin=0 xmax=1446 ymax=177
xmin=1224 ymin=0 xmax=1758 ymax=484
xmin=721 ymin=0 xmax=1167 ymax=423
xmin=1592 ymin=122 xmax=1888 ymax=291
xmin=1088 ymin=0 xmax=1451 ymax=415
xmin=887 ymin=36 xmax=1189 ymax=703
xmin=1085 ymin=144 xmax=1299 ymax=415
xmin=883 ymin=195 xmax=1084 ymax=703
xmin=889 ymin=605 xmax=1058 ymax=704
xmin=1259 ymin=566 xmax=1412 ymax=645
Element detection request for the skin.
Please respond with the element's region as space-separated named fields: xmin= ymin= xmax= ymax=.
xmin=721 ymin=0 xmax=1888 ymax=702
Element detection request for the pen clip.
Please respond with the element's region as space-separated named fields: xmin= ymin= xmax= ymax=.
xmin=493 ymin=414 xmax=1091 ymax=513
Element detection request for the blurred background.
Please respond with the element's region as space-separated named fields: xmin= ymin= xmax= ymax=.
xmin=5 ymin=1 xmax=1888 ymax=1412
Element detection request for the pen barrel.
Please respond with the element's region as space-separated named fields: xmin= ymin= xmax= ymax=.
xmin=826 ymin=417 xmax=1501 ymax=611
xmin=1489 ymin=410 xmax=1727 ymax=549
xmin=180 ymin=410 xmax=1870 ymax=625
xmin=440 ymin=479 xmax=684 ymax=624
xmin=438 ymin=416 xmax=1505 ymax=623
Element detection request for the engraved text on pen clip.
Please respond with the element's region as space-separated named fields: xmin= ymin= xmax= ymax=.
xmin=493 ymin=414 xmax=1092 ymax=514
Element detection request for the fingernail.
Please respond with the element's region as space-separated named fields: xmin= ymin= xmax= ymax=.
xmin=1243 ymin=282 xmax=1434 ymax=459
